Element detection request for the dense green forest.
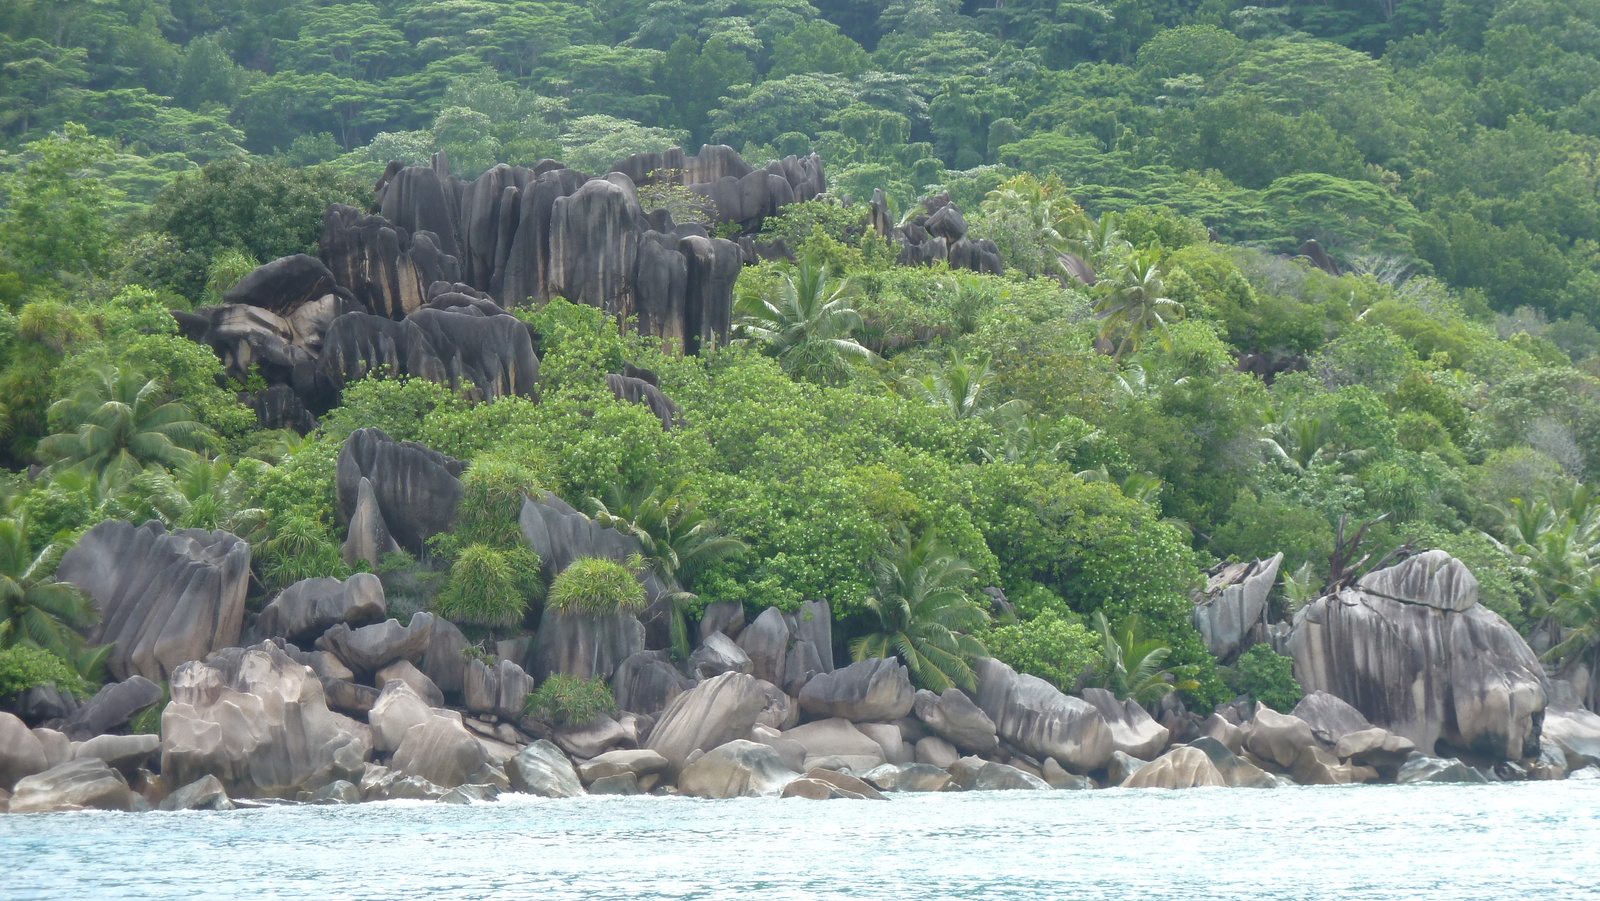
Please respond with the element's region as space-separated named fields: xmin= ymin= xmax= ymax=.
xmin=3 ymin=0 xmax=1600 ymax=712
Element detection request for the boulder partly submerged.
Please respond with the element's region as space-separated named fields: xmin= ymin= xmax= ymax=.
xmin=677 ymin=740 xmax=800 ymax=799
xmin=1288 ymin=551 xmax=1546 ymax=760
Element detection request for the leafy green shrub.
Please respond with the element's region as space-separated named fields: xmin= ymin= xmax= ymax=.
xmin=984 ymin=610 xmax=1098 ymax=691
xmin=0 ymin=646 xmax=89 ymax=701
xmin=1236 ymin=644 xmax=1303 ymax=712
xmin=432 ymin=543 xmax=542 ymax=629
xmin=546 ymin=557 xmax=646 ymax=615
xmin=523 ymin=674 xmax=615 ymax=726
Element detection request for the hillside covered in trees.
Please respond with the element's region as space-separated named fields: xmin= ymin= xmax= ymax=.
xmin=2 ymin=0 xmax=1600 ymax=738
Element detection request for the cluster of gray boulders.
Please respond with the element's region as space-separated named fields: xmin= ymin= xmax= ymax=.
xmin=869 ymin=190 xmax=1004 ymax=275
xmin=8 ymin=525 xmax=1600 ymax=814
xmin=179 ymin=145 xmax=826 ymax=432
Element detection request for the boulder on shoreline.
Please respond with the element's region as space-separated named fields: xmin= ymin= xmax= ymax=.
xmin=973 ymin=657 xmax=1113 ymax=774
xmin=1288 ymin=551 xmax=1546 ymax=760
xmin=798 ymin=658 xmax=915 ymax=723
xmin=646 ymin=672 xmax=769 ymax=776
xmin=677 ymin=740 xmax=800 ymax=799
xmin=8 ymin=758 xmax=141 ymax=813
xmin=161 ymin=641 xmax=370 ymax=799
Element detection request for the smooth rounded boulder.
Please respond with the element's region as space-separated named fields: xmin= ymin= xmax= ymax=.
xmin=645 ymin=672 xmax=769 ymax=776
xmin=254 ymin=574 xmax=387 ymax=645
xmin=1123 ymin=746 xmax=1226 ymax=790
xmin=972 ymin=657 xmax=1113 ymax=773
xmin=390 ymin=711 xmax=490 ymax=790
xmin=9 ymin=758 xmax=140 ymax=813
xmin=913 ymin=688 xmax=998 ymax=754
xmin=798 ymin=658 xmax=915 ymax=723
xmin=677 ymin=740 xmax=800 ymax=799
xmin=781 ymin=718 xmax=887 ymax=772
xmin=1081 ymin=688 xmax=1170 ymax=759
xmin=0 ymin=713 xmax=47 ymax=791
xmin=506 ymin=741 xmax=585 ymax=798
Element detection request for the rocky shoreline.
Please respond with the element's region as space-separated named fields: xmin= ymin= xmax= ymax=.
xmin=5 ymin=539 xmax=1600 ymax=814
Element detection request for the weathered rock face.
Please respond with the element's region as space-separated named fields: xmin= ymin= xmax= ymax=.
xmin=1542 ymin=707 xmax=1600 ymax=771
xmin=1122 ymin=746 xmax=1226 ymax=790
xmin=533 ymin=608 xmax=646 ymax=682
xmin=461 ymin=658 xmax=535 ymax=720
xmin=161 ymin=642 xmax=369 ymax=799
xmin=159 ymin=774 xmax=233 ymax=811
xmin=389 ymin=711 xmax=489 ymax=789
xmin=645 ymin=672 xmax=769 ymax=775
xmin=782 ymin=718 xmax=887 ymax=772
xmin=799 ymin=658 xmax=915 ymax=723
xmin=614 ymin=650 xmax=692 ymax=715
xmin=320 ymin=204 xmax=460 ymax=320
xmin=58 ymin=520 xmax=251 ymax=683
xmin=677 ymin=740 xmax=800 ymax=799
xmin=1081 ymin=688 xmax=1171 ymax=760
xmin=8 ymin=758 xmax=140 ymax=813
xmin=519 ymin=493 xmax=667 ymax=606
xmin=418 ymin=616 xmax=471 ymax=700
xmin=1288 ymin=551 xmax=1546 ymax=759
xmin=913 ymin=688 xmax=999 ymax=754
xmin=688 ymin=631 xmax=752 ymax=680
xmin=737 ymin=607 xmax=790 ymax=687
xmin=317 ymin=613 xmax=436 ymax=675
xmin=253 ymin=574 xmax=387 ymax=645
xmin=972 ymin=657 xmax=1114 ymax=773
xmin=370 ymin=681 xmax=433 ymax=754
xmin=336 ymin=429 xmax=464 ymax=557
xmin=0 ymin=713 xmax=47 ymax=790
xmin=1193 ymin=554 xmax=1283 ymax=661
xmin=888 ymin=193 xmax=1003 ymax=276
xmin=314 ymin=303 xmax=539 ymax=411
xmin=506 ymin=740 xmax=585 ymax=798
xmin=373 ymin=148 xmax=813 ymax=354
xmin=1187 ymin=737 xmax=1276 ymax=788
xmin=58 ymin=677 xmax=164 ymax=741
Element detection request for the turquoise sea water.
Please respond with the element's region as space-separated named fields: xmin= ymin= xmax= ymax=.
xmin=3 ymin=782 xmax=1597 ymax=900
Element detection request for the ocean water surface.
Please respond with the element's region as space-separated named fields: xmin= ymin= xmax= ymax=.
xmin=3 ymin=782 xmax=1597 ymax=900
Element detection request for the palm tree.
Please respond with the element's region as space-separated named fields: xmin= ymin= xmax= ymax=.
xmin=0 ymin=517 xmax=100 ymax=661
xmin=135 ymin=457 xmax=268 ymax=540
xmin=850 ymin=528 xmax=990 ymax=692
xmin=1260 ymin=413 xmax=1333 ymax=472
xmin=36 ymin=364 xmax=215 ymax=478
xmin=1489 ymin=493 xmax=1598 ymax=611
xmin=734 ymin=258 xmax=881 ymax=384
xmin=1092 ymin=251 xmax=1186 ymax=362
xmin=589 ymin=481 xmax=748 ymax=658
xmin=900 ymin=349 xmax=1027 ymax=424
xmin=1089 ymin=611 xmax=1198 ymax=705
xmin=1542 ymin=578 xmax=1600 ymax=709
xmin=981 ymin=173 xmax=1113 ymax=282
